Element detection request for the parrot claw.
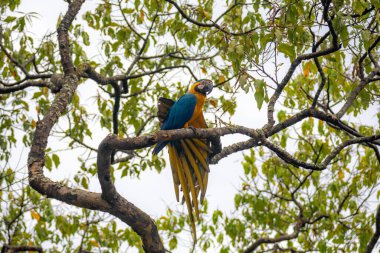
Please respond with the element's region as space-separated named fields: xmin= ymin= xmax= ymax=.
xmin=188 ymin=125 xmax=197 ymax=133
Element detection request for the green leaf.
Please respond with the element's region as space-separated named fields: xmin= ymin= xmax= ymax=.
xmin=239 ymin=73 xmax=249 ymax=93
xmin=169 ymin=236 xmax=177 ymax=250
xmin=277 ymin=110 xmax=286 ymax=122
xmin=121 ymin=168 xmax=128 ymax=178
xmin=4 ymin=16 xmax=17 ymax=23
xmin=81 ymin=177 xmax=88 ymax=189
xmin=253 ymin=79 xmax=266 ymax=110
xmin=278 ymin=43 xmax=295 ymax=61
xmin=52 ymin=154 xmax=60 ymax=168
xmin=82 ymin=31 xmax=90 ymax=46
xmin=45 ymin=155 xmax=52 ymax=171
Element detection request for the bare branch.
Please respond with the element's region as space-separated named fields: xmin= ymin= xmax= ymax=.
xmin=243 ymin=219 xmax=305 ymax=253
xmin=57 ymin=0 xmax=85 ymax=75
xmin=0 ymin=44 xmax=28 ymax=75
xmin=82 ymin=64 xmax=198 ymax=84
xmin=265 ymin=0 xmax=341 ymax=130
xmin=1 ymin=245 xmax=43 ymax=253
xmin=365 ymin=205 xmax=380 ymax=253
xmin=310 ymin=31 xmax=329 ymax=108
xmin=336 ymin=67 xmax=380 ymax=118
xmin=263 ymin=133 xmax=380 ymax=171
xmin=0 ymin=80 xmax=52 ymax=94
xmin=210 ymin=138 xmax=258 ymax=164
xmin=358 ymin=36 xmax=380 ymax=79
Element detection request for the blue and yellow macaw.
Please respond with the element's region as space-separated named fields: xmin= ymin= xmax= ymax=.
xmin=153 ymin=79 xmax=213 ymax=240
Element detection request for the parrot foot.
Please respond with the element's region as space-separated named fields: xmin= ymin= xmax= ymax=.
xmin=188 ymin=125 xmax=197 ymax=133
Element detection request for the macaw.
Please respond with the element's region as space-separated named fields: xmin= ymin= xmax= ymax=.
xmin=153 ymin=79 xmax=213 ymax=240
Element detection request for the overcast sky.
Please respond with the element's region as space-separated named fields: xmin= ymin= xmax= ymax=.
xmin=8 ymin=0 xmax=380 ymax=252
xmin=13 ymin=0 xmax=267 ymax=241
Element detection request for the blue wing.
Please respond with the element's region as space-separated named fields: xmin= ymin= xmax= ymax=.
xmin=161 ymin=93 xmax=197 ymax=130
xmin=153 ymin=93 xmax=196 ymax=154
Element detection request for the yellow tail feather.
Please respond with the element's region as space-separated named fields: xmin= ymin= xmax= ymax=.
xmin=168 ymin=145 xmax=180 ymax=202
xmin=180 ymin=155 xmax=200 ymax=220
xmin=182 ymin=141 xmax=205 ymax=195
xmin=166 ymin=137 xmax=210 ymax=242
xmin=201 ymin=171 xmax=208 ymax=204
xmin=192 ymin=138 xmax=211 ymax=152
xmin=171 ymin=147 xmax=196 ymax=238
xmin=185 ymin=139 xmax=209 ymax=172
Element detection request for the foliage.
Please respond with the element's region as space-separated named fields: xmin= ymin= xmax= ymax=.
xmin=0 ymin=0 xmax=379 ymax=252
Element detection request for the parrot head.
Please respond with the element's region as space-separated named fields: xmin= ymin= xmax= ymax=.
xmin=190 ymin=79 xmax=213 ymax=96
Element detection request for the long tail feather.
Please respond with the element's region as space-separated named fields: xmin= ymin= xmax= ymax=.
xmin=185 ymin=139 xmax=209 ymax=172
xmin=166 ymin=137 xmax=210 ymax=242
xmin=152 ymin=141 xmax=169 ymax=155
xmin=192 ymin=138 xmax=211 ymax=152
xmin=168 ymin=145 xmax=180 ymax=202
xmin=180 ymin=155 xmax=200 ymax=219
xmin=182 ymin=141 xmax=205 ymax=195
xmin=201 ymin=171 xmax=208 ymax=204
xmin=172 ymin=147 xmax=197 ymax=239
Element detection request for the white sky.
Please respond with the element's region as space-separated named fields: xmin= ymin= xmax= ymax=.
xmin=13 ymin=0 xmax=265 ymax=211
xmin=7 ymin=0 xmax=380 ymax=252
xmin=7 ymin=1 xmax=269 ymax=251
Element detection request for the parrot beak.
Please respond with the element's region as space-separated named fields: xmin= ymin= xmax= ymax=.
xmin=195 ymin=79 xmax=214 ymax=95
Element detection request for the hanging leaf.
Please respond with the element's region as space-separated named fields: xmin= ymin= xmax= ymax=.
xmin=303 ymin=61 xmax=311 ymax=77
xmin=209 ymin=98 xmax=218 ymax=108
xmin=338 ymin=170 xmax=344 ymax=180
xmin=239 ymin=73 xmax=249 ymax=93
xmin=218 ymin=75 xmax=226 ymax=83
xmin=253 ymin=79 xmax=266 ymax=110
xmin=89 ymin=240 xmax=100 ymax=247
xmin=31 ymin=210 xmax=41 ymax=221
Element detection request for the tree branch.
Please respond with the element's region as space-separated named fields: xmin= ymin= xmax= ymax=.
xmin=358 ymin=36 xmax=380 ymax=79
xmin=165 ymin=0 xmax=261 ymax=36
xmin=27 ymin=1 xmax=165 ymax=252
xmin=265 ymin=0 xmax=340 ymax=130
xmin=336 ymin=67 xmax=380 ymax=118
xmin=1 ymin=245 xmax=43 ymax=253
xmin=243 ymin=219 xmax=305 ymax=253
xmin=0 ymin=80 xmax=52 ymax=94
xmin=365 ymin=205 xmax=380 ymax=253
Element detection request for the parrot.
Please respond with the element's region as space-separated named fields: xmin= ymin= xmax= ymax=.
xmin=153 ymin=79 xmax=213 ymax=240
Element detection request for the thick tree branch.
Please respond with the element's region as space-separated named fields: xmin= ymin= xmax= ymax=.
xmin=365 ymin=205 xmax=380 ymax=253
xmin=1 ymin=245 xmax=43 ymax=253
xmin=82 ymin=64 xmax=198 ymax=84
xmin=97 ymin=135 xmax=163 ymax=252
xmin=57 ymin=0 xmax=84 ymax=75
xmin=28 ymin=0 xmax=111 ymax=213
xmin=27 ymin=1 xmax=164 ymax=252
xmin=210 ymin=138 xmax=259 ymax=164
